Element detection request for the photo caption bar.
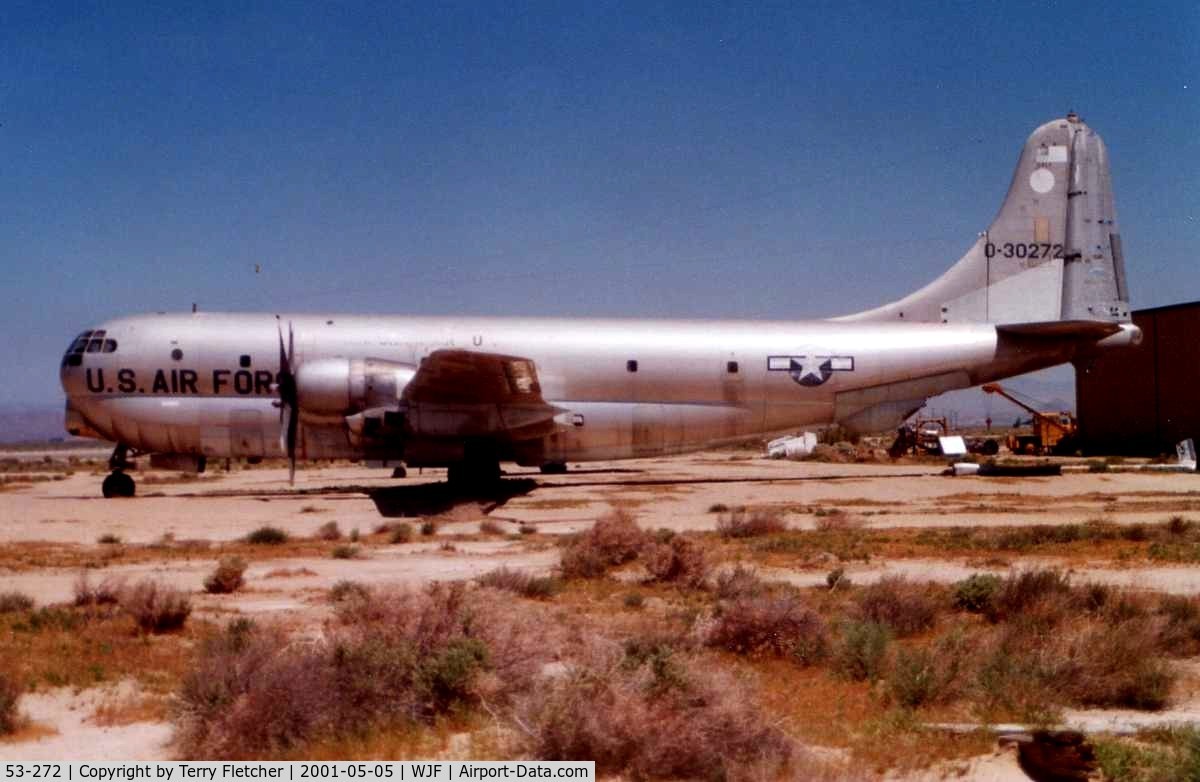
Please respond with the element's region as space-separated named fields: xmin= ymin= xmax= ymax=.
xmin=1 ymin=763 xmax=594 ymax=782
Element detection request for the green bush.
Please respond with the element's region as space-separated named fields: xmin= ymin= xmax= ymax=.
xmin=832 ymin=620 xmax=890 ymax=681
xmin=1095 ymin=727 xmax=1200 ymax=782
xmin=888 ymin=648 xmax=940 ymax=709
xmin=953 ymin=574 xmax=1001 ymax=614
xmin=245 ymin=526 xmax=288 ymax=545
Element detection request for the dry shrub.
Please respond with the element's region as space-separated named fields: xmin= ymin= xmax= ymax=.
xmin=176 ymin=584 xmax=546 ymax=758
xmin=641 ymin=535 xmax=709 ymax=588
xmin=716 ymin=508 xmax=787 ymax=538
xmin=972 ymin=615 xmax=1176 ymax=719
xmin=313 ymin=521 xmax=342 ymax=541
xmin=74 ymin=571 xmax=124 ymax=607
xmin=515 ymin=645 xmax=793 ymax=780
xmin=0 ymin=592 xmax=33 ymax=614
xmin=1157 ymin=595 xmax=1200 ymax=656
xmin=826 ymin=567 xmax=852 ymax=590
xmin=813 ymin=509 xmax=864 ymax=533
xmin=0 ymin=669 xmax=19 ymax=735
xmin=328 ymin=580 xmax=369 ymax=604
xmin=1055 ymin=622 xmax=1174 ymax=710
xmin=705 ymin=595 xmax=828 ymax=665
xmin=477 ymin=567 xmax=562 ymax=599
xmin=479 ymin=519 xmax=504 ymax=535
xmin=987 ymin=568 xmax=1073 ymax=624
xmin=857 ymin=576 xmax=939 ymax=637
xmin=389 ymin=523 xmax=414 ymax=544
xmin=714 ymin=565 xmax=765 ymax=600
xmin=120 ymin=580 xmax=192 ymax=633
xmin=204 ymin=557 xmax=247 ymax=594
xmin=560 ymin=508 xmax=647 ymax=578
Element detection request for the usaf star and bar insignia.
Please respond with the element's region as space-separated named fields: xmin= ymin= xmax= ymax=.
xmin=767 ymin=354 xmax=854 ymax=387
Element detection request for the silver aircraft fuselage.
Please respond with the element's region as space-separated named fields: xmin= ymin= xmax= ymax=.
xmin=58 ymin=114 xmax=1141 ymax=479
xmin=59 ymin=311 xmax=1115 ymax=466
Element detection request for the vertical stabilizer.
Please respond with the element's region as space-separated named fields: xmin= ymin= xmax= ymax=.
xmin=838 ymin=114 xmax=1130 ymax=325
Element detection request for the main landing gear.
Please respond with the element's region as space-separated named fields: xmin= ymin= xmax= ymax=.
xmin=446 ymin=459 xmax=501 ymax=486
xmin=102 ymin=444 xmax=136 ymax=498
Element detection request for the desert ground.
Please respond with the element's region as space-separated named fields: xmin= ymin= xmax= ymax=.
xmin=3 ymin=446 xmax=1200 ymax=779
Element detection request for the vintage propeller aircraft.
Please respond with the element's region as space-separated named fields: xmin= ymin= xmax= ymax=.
xmin=61 ymin=113 xmax=1139 ymax=497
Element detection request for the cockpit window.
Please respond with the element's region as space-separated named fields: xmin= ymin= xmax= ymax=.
xmin=68 ymin=331 xmax=92 ymax=355
xmin=62 ymin=330 xmax=116 ymax=366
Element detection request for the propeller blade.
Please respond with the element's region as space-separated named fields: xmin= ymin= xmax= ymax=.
xmin=275 ymin=318 xmax=300 ymax=485
xmin=286 ymin=402 xmax=298 ymax=485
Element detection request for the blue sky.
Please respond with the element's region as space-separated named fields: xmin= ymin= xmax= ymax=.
xmin=2 ymin=0 xmax=1197 ymax=403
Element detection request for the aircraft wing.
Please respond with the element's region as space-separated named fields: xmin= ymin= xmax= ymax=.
xmin=401 ymin=349 xmax=561 ymax=439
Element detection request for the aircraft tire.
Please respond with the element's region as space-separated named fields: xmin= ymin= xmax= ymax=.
xmin=539 ymin=462 xmax=567 ymax=474
xmin=102 ymin=471 xmax=136 ymax=499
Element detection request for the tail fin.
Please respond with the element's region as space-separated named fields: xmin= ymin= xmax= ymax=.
xmin=838 ymin=113 xmax=1130 ymax=325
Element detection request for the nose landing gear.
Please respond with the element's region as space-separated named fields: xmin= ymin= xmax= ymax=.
xmin=102 ymin=444 xmax=136 ymax=498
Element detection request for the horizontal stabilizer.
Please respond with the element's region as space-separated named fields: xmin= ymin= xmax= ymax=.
xmin=995 ymin=320 xmax=1122 ymax=340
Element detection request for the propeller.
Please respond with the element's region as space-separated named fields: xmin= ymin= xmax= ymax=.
xmin=276 ymin=319 xmax=299 ymax=484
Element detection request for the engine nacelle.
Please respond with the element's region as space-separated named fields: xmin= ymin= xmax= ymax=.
xmin=295 ymin=358 xmax=416 ymax=422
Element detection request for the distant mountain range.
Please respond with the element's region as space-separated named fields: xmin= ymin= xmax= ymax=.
xmin=921 ymin=373 xmax=1076 ymax=428
xmin=0 ymin=372 xmax=1075 ymax=444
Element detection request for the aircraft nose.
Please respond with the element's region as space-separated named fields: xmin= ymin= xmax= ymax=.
xmin=59 ymin=326 xmax=110 ymax=394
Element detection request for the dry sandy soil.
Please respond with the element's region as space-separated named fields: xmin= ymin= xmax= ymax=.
xmin=3 ymin=449 xmax=1200 ymax=776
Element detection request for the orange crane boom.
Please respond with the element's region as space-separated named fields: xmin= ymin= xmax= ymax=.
xmin=981 ymin=383 xmax=1077 ymax=454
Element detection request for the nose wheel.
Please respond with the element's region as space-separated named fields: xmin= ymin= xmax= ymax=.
xmin=102 ymin=471 xmax=136 ymax=498
xmin=102 ymin=444 xmax=137 ymax=498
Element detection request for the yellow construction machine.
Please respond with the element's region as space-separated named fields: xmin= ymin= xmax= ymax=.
xmin=981 ymin=383 xmax=1078 ymax=455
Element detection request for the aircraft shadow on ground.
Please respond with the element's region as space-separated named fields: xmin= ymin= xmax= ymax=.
xmin=368 ymin=478 xmax=538 ymax=517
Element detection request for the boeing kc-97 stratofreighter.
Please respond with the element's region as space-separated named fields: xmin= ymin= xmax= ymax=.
xmin=61 ymin=113 xmax=1139 ymax=497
